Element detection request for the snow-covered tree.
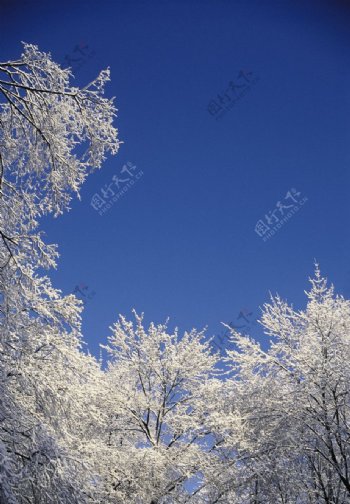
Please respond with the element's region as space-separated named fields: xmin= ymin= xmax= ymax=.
xmin=217 ymin=266 xmax=350 ymax=503
xmin=2 ymin=43 xmax=350 ymax=504
xmin=0 ymin=43 xmax=119 ymax=503
xmin=99 ymin=311 xmax=224 ymax=503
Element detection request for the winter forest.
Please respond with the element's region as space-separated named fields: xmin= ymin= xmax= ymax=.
xmin=0 ymin=42 xmax=349 ymax=504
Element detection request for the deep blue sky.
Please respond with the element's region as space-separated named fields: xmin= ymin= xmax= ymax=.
xmin=1 ymin=0 xmax=350 ymax=355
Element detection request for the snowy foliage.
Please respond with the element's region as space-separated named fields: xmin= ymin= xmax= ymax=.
xmin=1 ymin=45 xmax=350 ymax=503
xmin=0 ymin=43 xmax=119 ymax=503
xmin=218 ymin=265 xmax=350 ymax=503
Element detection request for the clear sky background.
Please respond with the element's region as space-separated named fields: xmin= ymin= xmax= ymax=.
xmin=1 ymin=0 xmax=349 ymax=356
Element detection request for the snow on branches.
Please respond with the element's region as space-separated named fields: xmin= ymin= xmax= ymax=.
xmin=1 ymin=44 xmax=350 ymax=504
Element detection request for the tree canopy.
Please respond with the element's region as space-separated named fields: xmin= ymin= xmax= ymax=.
xmin=1 ymin=44 xmax=350 ymax=504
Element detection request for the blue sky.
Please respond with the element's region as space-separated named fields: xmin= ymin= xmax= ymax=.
xmin=1 ymin=0 xmax=350 ymax=355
